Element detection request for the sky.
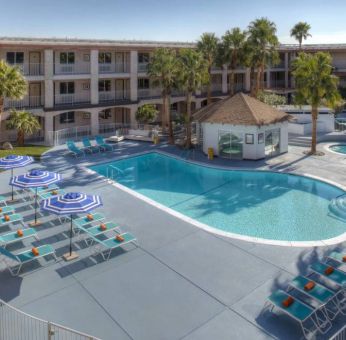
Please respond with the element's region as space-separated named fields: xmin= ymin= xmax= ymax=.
xmin=1 ymin=0 xmax=346 ymax=44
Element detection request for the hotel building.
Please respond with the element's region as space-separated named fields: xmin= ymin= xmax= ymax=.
xmin=0 ymin=37 xmax=346 ymax=145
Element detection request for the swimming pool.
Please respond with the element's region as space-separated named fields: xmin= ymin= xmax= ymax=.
xmin=89 ymin=152 xmax=346 ymax=244
xmin=329 ymin=144 xmax=346 ymax=155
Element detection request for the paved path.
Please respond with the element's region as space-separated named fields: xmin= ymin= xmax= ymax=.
xmin=0 ymin=141 xmax=346 ymax=340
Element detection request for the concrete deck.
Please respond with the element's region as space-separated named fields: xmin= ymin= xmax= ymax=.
xmin=1 ymin=140 xmax=346 ymax=340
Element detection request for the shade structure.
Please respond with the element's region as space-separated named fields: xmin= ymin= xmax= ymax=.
xmin=41 ymin=192 xmax=102 ymax=257
xmin=0 ymin=155 xmax=34 ymax=200
xmin=11 ymin=170 xmax=62 ymax=224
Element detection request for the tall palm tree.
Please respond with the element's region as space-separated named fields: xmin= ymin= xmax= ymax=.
xmin=290 ymin=22 xmax=312 ymax=49
xmin=6 ymin=110 xmax=41 ymax=146
xmin=247 ymin=18 xmax=279 ymax=96
xmin=177 ymin=49 xmax=209 ymax=148
xmin=197 ymin=33 xmax=219 ymax=105
xmin=292 ymin=52 xmax=340 ymax=154
xmin=147 ymin=48 xmax=179 ymax=144
xmin=220 ymin=28 xmax=247 ymax=96
xmin=0 ymin=61 xmax=27 ymax=141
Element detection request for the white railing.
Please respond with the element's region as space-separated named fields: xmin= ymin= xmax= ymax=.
xmin=11 ymin=63 xmax=44 ymax=76
xmin=4 ymin=96 xmax=43 ymax=110
xmin=54 ymin=63 xmax=90 ymax=75
xmin=98 ymin=63 xmax=129 ymax=73
xmin=138 ymin=62 xmax=148 ymax=73
xmin=171 ymin=89 xmax=186 ymax=97
xmin=330 ymin=325 xmax=346 ymax=340
xmin=99 ymin=91 xmax=129 ymax=102
xmin=99 ymin=123 xmax=131 ymax=136
xmin=47 ymin=125 xmax=91 ymax=146
xmin=211 ymin=84 xmax=222 ymax=92
xmin=55 ymin=93 xmax=91 ymax=106
xmin=0 ymin=299 xmax=100 ymax=340
xmin=138 ymin=88 xmax=162 ymax=99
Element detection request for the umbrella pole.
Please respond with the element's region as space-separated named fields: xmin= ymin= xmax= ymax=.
xmin=11 ymin=168 xmax=14 ymax=201
xmin=69 ymin=214 xmax=73 ymax=256
xmin=34 ymin=187 xmax=38 ymax=224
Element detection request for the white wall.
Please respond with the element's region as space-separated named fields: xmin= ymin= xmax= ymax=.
xmin=289 ymin=113 xmax=334 ymax=134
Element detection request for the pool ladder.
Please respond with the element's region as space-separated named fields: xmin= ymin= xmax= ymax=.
xmin=329 ymin=194 xmax=346 ymax=219
xmin=106 ymin=165 xmax=124 ymax=181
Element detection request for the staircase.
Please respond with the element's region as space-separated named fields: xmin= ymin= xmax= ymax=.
xmin=288 ymin=134 xmax=312 ymax=147
xmin=329 ymin=195 xmax=346 ymax=219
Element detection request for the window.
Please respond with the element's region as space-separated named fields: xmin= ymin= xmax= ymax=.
xmin=60 ymin=52 xmax=75 ymax=64
xmin=99 ymin=52 xmax=112 ymax=64
xmin=60 ymin=82 xmax=75 ymax=94
xmin=6 ymin=52 xmax=24 ymax=64
xmin=59 ymin=111 xmax=75 ymax=124
xmin=138 ymin=78 xmax=149 ymax=89
xmin=99 ymin=109 xmax=112 ymax=120
xmin=99 ymin=80 xmax=111 ymax=92
xmin=138 ymin=53 xmax=150 ymax=63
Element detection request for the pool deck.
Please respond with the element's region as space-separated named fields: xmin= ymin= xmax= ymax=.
xmin=0 ymin=140 xmax=346 ymax=340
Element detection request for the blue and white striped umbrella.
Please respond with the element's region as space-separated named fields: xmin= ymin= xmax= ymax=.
xmin=0 ymin=155 xmax=34 ymax=200
xmin=11 ymin=169 xmax=62 ymax=225
xmin=41 ymin=192 xmax=102 ymax=257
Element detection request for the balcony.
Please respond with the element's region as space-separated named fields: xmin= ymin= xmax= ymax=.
xmin=54 ymin=63 xmax=90 ymax=75
xmin=4 ymin=96 xmax=43 ymax=110
xmin=54 ymin=92 xmax=91 ymax=106
xmin=271 ymin=61 xmax=286 ymax=69
xmin=138 ymin=63 xmax=149 ymax=73
xmin=138 ymin=88 xmax=161 ymax=99
xmin=11 ymin=63 xmax=44 ymax=76
xmin=99 ymin=90 xmax=129 ymax=102
xmin=99 ymin=63 xmax=130 ymax=73
xmin=270 ymin=80 xmax=286 ymax=89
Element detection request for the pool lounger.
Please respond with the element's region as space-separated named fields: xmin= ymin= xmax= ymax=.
xmin=0 ymin=205 xmax=15 ymax=216
xmin=0 ymin=196 xmax=7 ymax=206
xmin=95 ymin=135 xmax=115 ymax=151
xmin=72 ymin=212 xmax=106 ymax=234
xmin=0 ymin=244 xmax=57 ymax=276
xmin=29 ymin=184 xmax=60 ymax=196
xmin=327 ymin=251 xmax=346 ymax=265
xmin=79 ymin=221 xmax=121 ymax=245
xmin=91 ymin=232 xmax=138 ymax=261
xmin=265 ymin=290 xmax=331 ymax=339
xmin=82 ymin=137 xmax=102 ymax=154
xmin=66 ymin=141 xmax=85 ymax=158
xmin=0 ymin=213 xmax=23 ymax=228
xmin=0 ymin=228 xmax=38 ymax=248
xmin=288 ymin=276 xmax=343 ymax=320
xmin=309 ymin=262 xmax=346 ymax=287
xmin=38 ymin=189 xmax=65 ymax=201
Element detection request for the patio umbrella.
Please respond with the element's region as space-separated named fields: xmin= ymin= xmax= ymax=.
xmin=10 ymin=169 xmax=62 ymax=226
xmin=0 ymin=155 xmax=34 ymax=201
xmin=40 ymin=192 xmax=102 ymax=260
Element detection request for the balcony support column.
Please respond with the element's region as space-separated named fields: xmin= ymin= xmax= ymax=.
xmin=245 ymin=68 xmax=251 ymax=92
xmin=90 ymin=50 xmax=99 ymax=105
xmin=222 ymin=65 xmax=228 ymax=94
xmin=44 ymin=114 xmax=54 ymax=145
xmin=90 ymin=109 xmax=99 ymax=136
xmin=130 ymin=51 xmax=138 ymax=101
xmin=130 ymin=105 xmax=138 ymax=125
xmin=266 ymin=69 xmax=271 ymax=89
xmin=44 ymin=50 xmax=54 ymax=108
xmin=285 ymin=52 xmax=289 ymax=88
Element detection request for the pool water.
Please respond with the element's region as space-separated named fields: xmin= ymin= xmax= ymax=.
xmin=329 ymin=144 xmax=346 ymax=155
xmin=90 ymin=152 xmax=346 ymax=242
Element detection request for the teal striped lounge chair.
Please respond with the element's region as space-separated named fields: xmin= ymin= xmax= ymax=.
xmin=327 ymin=251 xmax=346 ymax=265
xmin=29 ymin=184 xmax=60 ymax=196
xmin=66 ymin=141 xmax=85 ymax=158
xmin=82 ymin=137 xmax=101 ymax=153
xmin=38 ymin=189 xmax=65 ymax=201
xmin=0 ymin=228 xmax=38 ymax=248
xmin=265 ymin=290 xmax=331 ymax=339
xmin=0 ymin=195 xmax=7 ymax=206
xmin=82 ymin=221 xmax=120 ymax=245
xmin=0 ymin=205 xmax=15 ymax=216
xmin=0 ymin=244 xmax=57 ymax=276
xmin=0 ymin=213 xmax=23 ymax=228
xmin=72 ymin=212 xmax=106 ymax=235
xmin=310 ymin=262 xmax=346 ymax=287
xmin=95 ymin=135 xmax=114 ymax=151
xmin=91 ymin=232 xmax=137 ymax=261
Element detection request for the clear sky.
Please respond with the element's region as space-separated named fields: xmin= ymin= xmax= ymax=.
xmin=1 ymin=0 xmax=346 ymax=44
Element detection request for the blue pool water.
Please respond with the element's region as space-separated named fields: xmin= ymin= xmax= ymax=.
xmin=90 ymin=152 xmax=346 ymax=242
xmin=330 ymin=144 xmax=346 ymax=155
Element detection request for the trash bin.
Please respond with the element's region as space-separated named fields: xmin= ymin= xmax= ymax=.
xmin=208 ymin=147 xmax=214 ymax=160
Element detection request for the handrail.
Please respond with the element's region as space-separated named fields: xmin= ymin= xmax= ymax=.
xmin=329 ymin=324 xmax=346 ymax=340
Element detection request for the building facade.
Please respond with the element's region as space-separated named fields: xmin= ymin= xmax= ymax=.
xmin=0 ymin=37 xmax=345 ymax=145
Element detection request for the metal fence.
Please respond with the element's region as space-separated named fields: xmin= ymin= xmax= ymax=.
xmin=0 ymin=299 xmax=100 ymax=340
xmin=335 ymin=118 xmax=346 ymax=132
xmin=330 ymin=325 xmax=346 ymax=340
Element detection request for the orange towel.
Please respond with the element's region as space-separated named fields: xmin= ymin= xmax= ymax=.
xmin=325 ymin=266 xmax=334 ymax=275
xmin=4 ymin=215 xmax=10 ymax=222
xmin=51 ymin=190 xmax=58 ymax=195
xmin=304 ymin=281 xmax=315 ymax=291
xmin=17 ymin=229 xmax=23 ymax=237
xmin=282 ymin=296 xmax=294 ymax=308
xmin=87 ymin=214 xmax=93 ymax=221
xmin=31 ymin=247 xmax=39 ymax=256
xmin=0 ymin=207 xmax=2 ymax=213
xmin=116 ymin=235 xmax=124 ymax=242
xmin=100 ymin=223 xmax=107 ymax=231
xmin=342 ymin=256 xmax=346 ymax=263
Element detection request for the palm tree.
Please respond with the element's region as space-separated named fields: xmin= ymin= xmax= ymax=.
xmin=220 ymin=28 xmax=247 ymax=96
xmin=292 ymin=52 xmax=340 ymax=154
xmin=0 ymin=61 xmax=27 ymax=141
xmin=290 ymin=22 xmax=312 ymax=49
xmin=247 ymin=18 xmax=279 ymax=96
xmin=177 ymin=49 xmax=209 ymax=148
xmin=6 ymin=110 xmax=41 ymax=146
xmin=147 ymin=48 xmax=179 ymax=144
xmin=197 ymin=33 xmax=219 ymax=105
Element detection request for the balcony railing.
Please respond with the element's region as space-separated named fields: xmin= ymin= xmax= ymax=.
xmin=138 ymin=88 xmax=161 ymax=99
xmin=211 ymin=84 xmax=222 ymax=93
xmin=4 ymin=96 xmax=43 ymax=110
xmin=99 ymin=90 xmax=129 ymax=102
xmin=54 ymin=92 xmax=91 ymax=105
xmin=271 ymin=61 xmax=286 ymax=69
xmin=99 ymin=63 xmax=130 ymax=73
xmin=10 ymin=63 xmax=44 ymax=76
xmin=138 ymin=62 xmax=149 ymax=73
xmin=270 ymin=80 xmax=286 ymax=88
xmin=54 ymin=63 xmax=90 ymax=75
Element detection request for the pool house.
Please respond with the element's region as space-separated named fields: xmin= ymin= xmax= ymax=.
xmin=195 ymin=93 xmax=290 ymax=160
